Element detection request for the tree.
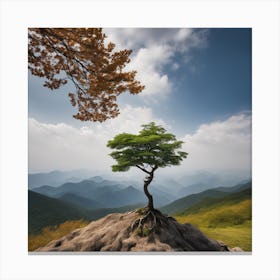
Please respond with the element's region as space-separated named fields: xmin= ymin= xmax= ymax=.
xmin=28 ymin=28 xmax=144 ymax=122
xmin=107 ymin=122 xmax=188 ymax=211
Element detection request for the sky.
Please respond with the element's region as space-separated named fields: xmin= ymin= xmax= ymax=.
xmin=28 ymin=28 xmax=252 ymax=179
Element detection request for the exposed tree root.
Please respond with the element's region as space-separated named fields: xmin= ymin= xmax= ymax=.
xmin=131 ymin=208 xmax=168 ymax=236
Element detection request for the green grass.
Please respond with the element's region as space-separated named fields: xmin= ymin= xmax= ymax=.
xmin=175 ymin=191 xmax=252 ymax=251
xmin=199 ymin=221 xmax=252 ymax=251
xmin=160 ymin=182 xmax=251 ymax=215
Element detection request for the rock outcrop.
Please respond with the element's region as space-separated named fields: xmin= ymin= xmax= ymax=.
xmin=36 ymin=209 xmax=241 ymax=252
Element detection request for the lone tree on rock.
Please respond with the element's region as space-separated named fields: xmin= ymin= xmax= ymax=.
xmin=107 ymin=122 xmax=188 ymax=211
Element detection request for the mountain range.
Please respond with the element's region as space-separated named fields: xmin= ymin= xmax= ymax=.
xmin=29 ymin=179 xmax=251 ymax=235
xmin=31 ymin=183 xmax=251 ymax=252
xmin=28 ymin=169 xmax=251 ymax=196
xmin=28 ymin=190 xmax=143 ymax=234
xmin=28 ymin=170 xmax=96 ymax=189
xmin=31 ymin=178 xmax=172 ymax=208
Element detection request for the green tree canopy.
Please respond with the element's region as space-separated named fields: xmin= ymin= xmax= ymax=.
xmin=107 ymin=122 xmax=188 ymax=210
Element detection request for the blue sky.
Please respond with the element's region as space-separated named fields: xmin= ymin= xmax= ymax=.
xmin=29 ymin=28 xmax=252 ymax=176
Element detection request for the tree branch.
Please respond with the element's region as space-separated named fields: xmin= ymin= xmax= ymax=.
xmin=30 ymin=31 xmax=89 ymax=96
xmin=135 ymin=165 xmax=150 ymax=174
xmin=152 ymin=165 xmax=158 ymax=171
xmin=38 ymin=30 xmax=91 ymax=80
xmin=43 ymin=28 xmax=95 ymax=75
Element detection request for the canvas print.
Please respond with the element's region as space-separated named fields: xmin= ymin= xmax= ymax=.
xmin=28 ymin=28 xmax=252 ymax=252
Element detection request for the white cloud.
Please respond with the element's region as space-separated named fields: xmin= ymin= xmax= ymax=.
xmin=104 ymin=28 xmax=208 ymax=97
xmin=126 ymin=45 xmax=172 ymax=97
xmin=104 ymin=28 xmax=207 ymax=51
xmin=28 ymin=105 xmax=167 ymax=173
xmin=29 ymin=111 xmax=251 ymax=177
xmin=177 ymin=113 xmax=252 ymax=172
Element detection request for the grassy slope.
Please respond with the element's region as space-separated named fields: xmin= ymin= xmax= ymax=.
xmin=29 ymin=191 xmax=89 ymax=234
xmin=175 ymin=189 xmax=252 ymax=251
xmin=160 ymin=182 xmax=251 ymax=215
xmin=29 ymin=220 xmax=89 ymax=251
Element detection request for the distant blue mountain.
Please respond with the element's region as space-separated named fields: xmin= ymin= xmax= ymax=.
xmin=29 ymin=170 xmax=251 ymax=209
xmin=28 ymin=190 xmax=143 ymax=234
xmin=32 ymin=177 xmax=173 ymax=208
xmin=88 ymin=176 xmax=104 ymax=183
xmin=177 ymin=183 xmax=211 ymax=197
xmin=58 ymin=193 xmax=105 ymax=209
xmin=28 ymin=169 xmax=94 ymax=189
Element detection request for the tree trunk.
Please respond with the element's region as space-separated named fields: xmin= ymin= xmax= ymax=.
xmin=143 ymin=171 xmax=155 ymax=210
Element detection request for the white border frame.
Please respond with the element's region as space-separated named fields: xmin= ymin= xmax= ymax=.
xmin=1 ymin=0 xmax=279 ymax=279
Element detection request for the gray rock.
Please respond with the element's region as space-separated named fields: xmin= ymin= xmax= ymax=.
xmin=36 ymin=210 xmax=235 ymax=252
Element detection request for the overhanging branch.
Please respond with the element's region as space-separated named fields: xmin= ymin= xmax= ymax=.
xmin=135 ymin=165 xmax=150 ymax=174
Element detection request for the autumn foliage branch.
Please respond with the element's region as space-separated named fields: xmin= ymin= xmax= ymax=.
xmin=28 ymin=28 xmax=144 ymax=122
